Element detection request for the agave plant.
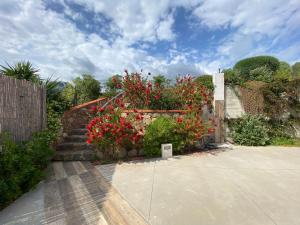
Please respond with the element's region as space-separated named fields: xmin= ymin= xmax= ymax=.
xmin=0 ymin=61 xmax=40 ymax=83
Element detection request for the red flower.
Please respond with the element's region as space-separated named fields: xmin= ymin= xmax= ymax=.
xmin=98 ymin=107 xmax=105 ymax=112
xmin=177 ymin=117 xmax=183 ymax=123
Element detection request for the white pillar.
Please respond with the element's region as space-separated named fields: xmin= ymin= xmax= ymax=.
xmin=212 ymin=73 xmax=225 ymax=143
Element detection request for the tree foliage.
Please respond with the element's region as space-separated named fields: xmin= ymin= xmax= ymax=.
xmin=292 ymin=62 xmax=300 ymax=78
xmin=234 ymin=56 xmax=280 ymax=80
xmin=249 ymin=66 xmax=273 ymax=82
xmin=62 ymin=74 xmax=101 ymax=105
xmin=223 ymin=69 xmax=243 ymax=85
xmin=274 ymin=61 xmax=292 ymax=80
xmin=152 ymin=75 xmax=170 ymax=87
xmin=105 ymin=75 xmax=122 ymax=96
xmin=194 ymin=75 xmax=214 ymax=90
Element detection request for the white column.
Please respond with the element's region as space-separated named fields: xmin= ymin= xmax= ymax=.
xmin=212 ymin=73 xmax=225 ymax=143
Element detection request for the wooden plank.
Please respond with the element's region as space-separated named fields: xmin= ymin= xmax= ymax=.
xmin=0 ymin=75 xmax=46 ymax=141
xmin=215 ymin=100 xmax=225 ymax=143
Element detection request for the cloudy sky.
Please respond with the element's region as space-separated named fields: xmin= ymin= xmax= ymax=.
xmin=0 ymin=0 xmax=300 ymax=82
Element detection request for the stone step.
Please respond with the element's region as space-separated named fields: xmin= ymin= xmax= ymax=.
xmin=70 ymin=128 xmax=87 ymax=135
xmin=53 ymin=149 xmax=96 ymax=161
xmin=56 ymin=142 xmax=92 ymax=151
xmin=78 ymin=124 xmax=87 ymax=129
xmin=64 ymin=135 xmax=87 ymax=142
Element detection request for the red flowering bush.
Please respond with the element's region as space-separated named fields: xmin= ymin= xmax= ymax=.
xmin=87 ymin=71 xmax=216 ymax=159
xmin=86 ymin=98 xmax=144 ymax=158
xmin=175 ymin=112 xmax=215 ymax=147
xmin=174 ymin=75 xmax=214 ymax=111
xmin=122 ymin=71 xmax=163 ymax=109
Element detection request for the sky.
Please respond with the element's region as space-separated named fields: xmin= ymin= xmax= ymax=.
xmin=0 ymin=0 xmax=300 ymax=82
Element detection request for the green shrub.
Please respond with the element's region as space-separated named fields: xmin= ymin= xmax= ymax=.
xmin=234 ymin=56 xmax=280 ymax=79
xmin=0 ymin=132 xmax=54 ymax=209
xmin=223 ymin=69 xmax=244 ymax=85
xmin=292 ymin=62 xmax=300 ymax=78
xmin=249 ymin=66 xmax=273 ymax=82
xmin=270 ymin=137 xmax=296 ymax=146
xmin=26 ymin=131 xmax=55 ymax=170
xmin=263 ymin=79 xmax=300 ymax=119
xmin=143 ymin=117 xmax=184 ymax=157
xmin=194 ymin=75 xmax=214 ymax=90
xmin=274 ymin=61 xmax=292 ymax=80
xmin=149 ymin=88 xmax=182 ymax=110
xmin=230 ymin=114 xmax=270 ymax=146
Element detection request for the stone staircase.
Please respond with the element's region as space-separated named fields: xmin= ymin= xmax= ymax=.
xmin=53 ymin=124 xmax=96 ymax=161
xmin=53 ymin=97 xmax=107 ymax=161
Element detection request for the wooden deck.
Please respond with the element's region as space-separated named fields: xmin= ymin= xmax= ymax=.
xmin=0 ymin=161 xmax=148 ymax=225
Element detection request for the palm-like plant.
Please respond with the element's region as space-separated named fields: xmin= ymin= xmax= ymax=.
xmin=0 ymin=61 xmax=40 ymax=83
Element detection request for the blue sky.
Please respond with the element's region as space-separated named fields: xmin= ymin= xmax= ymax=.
xmin=0 ymin=0 xmax=299 ymax=81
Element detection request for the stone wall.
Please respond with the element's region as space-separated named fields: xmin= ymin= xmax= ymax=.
xmin=95 ymin=109 xmax=214 ymax=159
xmin=224 ymin=85 xmax=300 ymax=138
xmin=121 ymin=109 xmax=185 ymax=127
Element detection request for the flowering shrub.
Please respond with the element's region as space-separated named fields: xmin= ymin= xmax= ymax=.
xmin=122 ymin=71 xmax=163 ymax=109
xmin=175 ymin=112 xmax=215 ymax=147
xmin=87 ymin=71 xmax=215 ymax=159
xmin=143 ymin=117 xmax=184 ymax=156
xmin=144 ymin=114 xmax=215 ymax=156
xmin=174 ymin=75 xmax=214 ymax=111
xmin=86 ymin=98 xmax=144 ymax=158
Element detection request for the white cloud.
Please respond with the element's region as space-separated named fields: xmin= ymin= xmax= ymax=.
xmin=0 ymin=0 xmax=299 ymax=82
xmin=0 ymin=0 xmax=179 ymax=81
xmin=193 ymin=0 xmax=300 ymax=67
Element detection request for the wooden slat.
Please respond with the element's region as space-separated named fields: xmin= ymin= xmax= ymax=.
xmin=0 ymin=75 xmax=46 ymax=141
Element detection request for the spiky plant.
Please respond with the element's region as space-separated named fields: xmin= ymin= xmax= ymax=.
xmin=0 ymin=61 xmax=40 ymax=83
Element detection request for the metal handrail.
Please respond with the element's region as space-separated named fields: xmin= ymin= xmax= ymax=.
xmin=101 ymin=91 xmax=125 ymax=108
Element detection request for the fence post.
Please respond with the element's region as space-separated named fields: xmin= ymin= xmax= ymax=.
xmin=213 ymin=73 xmax=225 ymax=143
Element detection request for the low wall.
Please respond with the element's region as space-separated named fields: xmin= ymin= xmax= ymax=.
xmin=95 ymin=109 xmax=214 ymax=159
xmin=122 ymin=109 xmax=186 ymax=127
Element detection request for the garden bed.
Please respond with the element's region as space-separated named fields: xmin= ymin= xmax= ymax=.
xmin=86 ymin=72 xmax=215 ymax=160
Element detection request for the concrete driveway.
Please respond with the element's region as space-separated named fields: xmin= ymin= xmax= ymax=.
xmin=97 ymin=146 xmax=300 ymax=225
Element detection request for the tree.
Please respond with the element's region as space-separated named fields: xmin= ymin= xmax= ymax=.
xmin=249 ymin=66 xmax=273 ymax=82
xmin=234 ymin=56 xmax=280 ymax=80
xmin=292 ymin=62 xmax=300 ymax=78
xmin=274 ymin=61 xmax=292 ymax=80
xmin=0 ymin=61 xmax=40 ymax=83
xmin=105 ymin=75 xmax=122 ymax=96
xmin=194 ymin=75 xmax=214 ymax=90
xmin=62 ymin=74 xmax=101 ymax=105
xmin=223 ymin=69 xmax=243 ymax=85
xmin=152 ymin=75 xmax=170 ymax=87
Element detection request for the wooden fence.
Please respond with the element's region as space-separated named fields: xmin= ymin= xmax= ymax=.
xmin=0 ymin=75 xmax=46 ymax=141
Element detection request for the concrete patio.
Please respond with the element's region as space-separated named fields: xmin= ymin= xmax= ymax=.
xmin=98 ymin=146 xmax=300 ymax=225
xmin=1 ymin=146 xmax=300 ymax=225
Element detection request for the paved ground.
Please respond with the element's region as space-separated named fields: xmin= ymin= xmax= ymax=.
xmin=0 ymin=161 xmax=147 ymax=225
xmin=98 ymin=146 xmax=300 ymax=225
xmin=1 ymin=146 xmax=300 ymax=225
